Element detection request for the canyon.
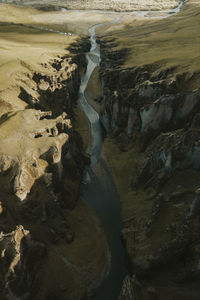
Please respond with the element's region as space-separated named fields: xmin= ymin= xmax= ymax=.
xmin=0 ymin=0 xmax=200 ymax=299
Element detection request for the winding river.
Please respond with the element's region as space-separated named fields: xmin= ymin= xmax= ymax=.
xmin=78 ymin=21 xmax=127 ymax=299
xmin=76 ymin=1 xmax=184 ymax=299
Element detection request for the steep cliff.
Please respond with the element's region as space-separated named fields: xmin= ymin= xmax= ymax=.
xmin=98 ymin=3 xmax=200 ymax=299
xmin=0 ymin=24 xmax=109 ymax=299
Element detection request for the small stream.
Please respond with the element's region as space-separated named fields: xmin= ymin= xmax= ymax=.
xmin=77 ymin=1 xmax=185 ymax=299
xmin=78 ymin=22 xmax=127 ymax=299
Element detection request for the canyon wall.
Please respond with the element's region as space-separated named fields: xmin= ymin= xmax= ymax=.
xmin=99 ymin=27 xmax=200 ymax=300
xmin=0 ymin=38 xmax=110 ymax=299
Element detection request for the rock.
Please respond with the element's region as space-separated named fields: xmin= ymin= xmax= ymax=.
xmin=195 ymin=187 xmax=200 ymax=195
xmin=43 ymin=172 xmax=53 ymax=187
xmin=135 ymin=128 xmax=200 ymax=189
xmin=188 ymin=193 xmax=200 ymax=217
xmin=119 ymin=275 xmax=136 ymax=300
xmin=0 ymin=39 xmax=107 ymax=300
xmin=147 ymin=286 xmax=157 ymax=300
xmin=0 ymin=225 xmax=46 ymax=299
xmin=0 ymin=109 xmax=71 ymax=201
xmin=0 ymin=202 xmax=3 ymax=215
xmin=100 ymin=32 xmax=200 ymax=300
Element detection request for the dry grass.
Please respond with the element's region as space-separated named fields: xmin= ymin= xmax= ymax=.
xmin=98 ymin=2 xmax=200 ymax=72
xmin=0 ymin=5 xmax=80 ymax=114
xmin=0 ymin=3 xmax=116 ymax=35
xmin=0 ymin=22 xmax=77 ymax=88
xmin=103 ymin=138 xmax=149 ymax=220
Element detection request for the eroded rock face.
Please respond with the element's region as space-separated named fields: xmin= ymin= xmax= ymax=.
xmin=0 ymin=41 xmax=109 ymax=300
xmin=0 ymin=109 xmax=71 ymax=201
xmin=0 ymin=225 xmax=46 ymax=299
xmin=100 ymin=40 xmax=200 ymax=299
xmin=20 ymin=56 xmax=82 ymax=116
xmin=136 ymin=128 xmax=200 ymax=189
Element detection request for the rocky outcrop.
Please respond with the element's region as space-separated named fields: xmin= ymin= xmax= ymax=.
xmin=0 ymin=225 xmax=46 ymax=299
xmin=20 ymin=56 xmax=84 ymax=115
xmin=0 ymin=109 xmax=71 ymax=201
xmin=0 ymin=39 xmax=109 ymax=299
xmin=100 ymin=40 xmax=200 ymax=299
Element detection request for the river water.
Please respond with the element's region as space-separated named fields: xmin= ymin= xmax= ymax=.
xmin=77 ymin=1 xmax=185 ymax=299
xmin=78 ymin=22 xmax=127 ymax=299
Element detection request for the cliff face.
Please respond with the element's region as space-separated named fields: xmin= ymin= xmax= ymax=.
xmin=0 ymin=39 xmax=109 ymax=300
xmin=100 ymin=34 xmax=200 ymax=300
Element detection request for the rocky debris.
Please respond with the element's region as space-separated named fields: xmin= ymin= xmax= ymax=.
xmin=188 ymin=188 xmax=200 ymax=217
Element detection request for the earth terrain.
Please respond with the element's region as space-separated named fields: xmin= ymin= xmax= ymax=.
xmin=0 ymin=0 xmax=200 ymax=299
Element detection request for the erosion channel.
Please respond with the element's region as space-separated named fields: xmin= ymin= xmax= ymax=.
xmin=77 ymin=2 xmax=184 ymax=298
xmin=78 ymin=23 xmax=127 ymax=299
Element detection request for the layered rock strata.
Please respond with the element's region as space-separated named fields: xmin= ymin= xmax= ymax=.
xmin=0 ymin=40 xmax=109 ymax=299
xmin=100 ymin=40 xmax=200 ymax=299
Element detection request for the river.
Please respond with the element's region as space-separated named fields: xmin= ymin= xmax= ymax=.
xmin=76 ymin=1 xmax=185 ymax=299
xmin=78 ymin=21 xmax=127 ymax=299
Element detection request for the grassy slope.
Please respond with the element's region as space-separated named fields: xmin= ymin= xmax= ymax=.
xmin=0 ymin=7 xmax=79 ymax=115
xmin=99 ymin=1 xmax=200 ymax=71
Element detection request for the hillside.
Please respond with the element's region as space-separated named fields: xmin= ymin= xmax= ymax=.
xmin=95 ymin=0 xmax=200 ymax=299
xmin=0 ymin=0 xmax=180 ymax=11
